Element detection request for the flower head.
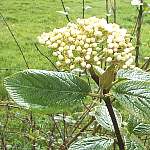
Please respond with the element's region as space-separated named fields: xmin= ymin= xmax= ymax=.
xmin=38 ymin=17 xmax=135 ymax=70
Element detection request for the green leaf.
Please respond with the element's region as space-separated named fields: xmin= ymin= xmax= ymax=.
xmin=100 ymin=64 xmax=116 ymax=89
xmin=69 ymin=136 xmax=114 ymax=150
xmin=117 ymin=68 xmax=150 ymax=81
xmin=111 ymin=80 xmax=150 ymax=118
xmin=125 ymin=137 xmax=146 ymax=150
xmin=133 ymin=123 xmax=150 ymax=135
xmin=127 ymin=115 xmax=139 ymax=134
xmin=95 ymin=105 xmax=122 ymax=132
xmin=4 ymin=69 xmax=91 ymax=112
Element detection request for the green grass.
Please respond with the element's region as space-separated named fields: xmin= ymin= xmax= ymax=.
xmin=0 ymin=0 xmax=150 ymax=99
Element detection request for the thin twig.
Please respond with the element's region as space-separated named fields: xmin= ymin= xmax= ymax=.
xmin=106 ymin=0 xmax=109 ymax=23
xmin=130 ymin=10 xmax=139 ymax=41
xmin=0 ymin=13 xmax=29 ymax=69
xmin=62 ymin=113 xmax=66 ymax=148
xmin=66 ymin=117 xmax=95 ymax=147
xmin=135 ymin=1 xmax=143 ymax=67
xmin=113 ymin=0 xmax=117 ymax=23
xmin=34 ymin=43 xmax=59 ymax=71
xmin=141 ymin=58 xmax=150 ymax=70
xmin=82 ymin=0 xmax=85 ymax=19
xmin=60 ymin=0 xmax=70 ymax=22
xmin=50 ymin=115 xmax=64 ymax=141
xmin=71 ymin=102 xmax=95 ymax=136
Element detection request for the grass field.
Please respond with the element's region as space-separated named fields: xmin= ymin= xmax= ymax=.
xmin=0 ymin=0 xmax=150 ymax=99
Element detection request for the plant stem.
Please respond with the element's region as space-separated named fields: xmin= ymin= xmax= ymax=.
xmin=104 ymin=95 xmax=125 ymax=150
xmin=34 ymin=43 xmax=59 ymax=71
xmin=82 ymin=0 xmax=85 ymax=18
xmin=113 ymin=0 xmax=117 ymax=23
xmin=0 ymin=13 xmax=29 ymax=69
xmin=135 ymin=1 xmax=143 ymax=67
xmin=106 ymin=0 xmax=109 ymax=22
xmin=89 ymin=69 xmax=125 ymax=150
xmin=60 ymin=0 xmax=70 ymax=22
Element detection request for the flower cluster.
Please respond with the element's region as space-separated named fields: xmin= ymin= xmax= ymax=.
xmin=38 ymin=16 xmax=135 ymax=70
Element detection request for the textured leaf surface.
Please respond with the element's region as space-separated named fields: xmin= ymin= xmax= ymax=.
xmin=125 ymin=137 xmax=146 ymax=150
xmin=69 ymin=136 xmax=114 ymax=150
xmin=4 ymin=69 xmax=91 ymax=111
xmin=133 ymin=123 xmax=150 ymax=135
xmin=95 ymin=105 xmax=122 ymax=132
xmin=117 ymin=68 xmax=150 ymax=81
xmin=111 ymin=80 xmax=150 ymax=118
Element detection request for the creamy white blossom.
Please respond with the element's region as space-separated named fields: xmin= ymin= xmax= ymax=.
xmin=38 ymin=16 xmax=135 ymax=70
xmin=131 ymin=0 xmax=143 ymax=6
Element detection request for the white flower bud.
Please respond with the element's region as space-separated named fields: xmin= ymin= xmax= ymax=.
xmin=77 ymin=35 xmax=82 ymax=40
xmin=58 ymin=47 xmax=64 ymax=52
xmin=81 ymin=61 xmax=86 ymax=68
xmin=84 ymin=43 xmax=90 ymax=48
xmin=68 ymin=53 xmax=74 ymax=58
xmin=125 ymin=61 xmax=132 ymax=66
xmin=96 ymin=61 xmax=101 ymax=65
xmin=106 ymin=57 xmax=112 ymax=62
xmin=82 ymin=35 xmax=87 ymax=41
xmin=46 ymin=40 xmax=51 ymax=45
xmin=107 ymin=49 xmax=113 ymax=54
xmin=65 ymin=59 xmax=71 ymax=64
xmin=68 ymin=37 xmax=74 ymax=42
xmin=124 ymin=48 xmax=130 ymax=53
xmin=113 ymin=43 xmax=119 ymax=48
xmin=85 ymin=55 xmax=90 ymax=60
xmin=79 ymin=40 xmax=84 ymax=46
xmin=58 ymin=55 xmax=64 ymax=60
xmin=52 ymin=52 xmax=58 ymax=56
xmin=60 ymin=42 xmax=66 ymax=47
xmin=94 ymin=56 xmax=99 ymax=62
xmin=116 ymin=54 xmax=122 ymax=61
xmin=86 ymin=38 xmax=91 ymax=43
xmin=74 ymin=57 xmax=81 ymax=62
xmin=108 ymin=43 xmax=114 ymax=49
xmin=129 ymin=65 xmax=135 ymax=69
xmin=75 ymin=40 xmax=80 ymax=45
xmin=86 ymin=64 xmax=91 ymax=69
xmin=87 ymin=48 xmax=92 ymax=52
xmin=123 ymin=65 xmax=128 ymax=69
xmin=64 ymin=45 xmax=69 ymax=50
xmin=92 ymin=43 xmax=97 ymax=48
xmin=76 ymin=46 xmax=82 ymax=51
xmin=96 ymin=47 xmax=101 ymax=51
xmin=82 ymin=49 xmax=87 ymax=53
xmin=70 ymin=45 xmax=76 ymax=50
xmin=90 ymin=38 xmax=95 ymax=43
xmin=92 ymin=51 xmax=97 ymax=55
xmin=52 ymin=43 xmax=58 ymax=48
xmin=94 ymin=31 xmax=102 ymax=37
xmin=57 ymin=40 xmax=62 ymax=44
xmin=65 ymin=32 xmax=70 ymax=37
xmin=70 ymin=64 xmax=75 ymax=70
xmin=56 ymin=61 xmax=61 ymax=67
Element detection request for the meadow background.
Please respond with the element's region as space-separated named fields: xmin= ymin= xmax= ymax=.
xmin=0 ymin=0 xmax=150 ymax=149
